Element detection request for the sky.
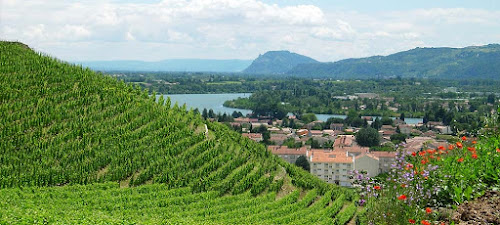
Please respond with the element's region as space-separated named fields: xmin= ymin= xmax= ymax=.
xmin=1 ymin=0 xmax=499 ymax=62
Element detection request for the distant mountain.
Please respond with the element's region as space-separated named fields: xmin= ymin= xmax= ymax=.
xmin=74 ymin=59 xmax=253 ymax=72
xmin=243 ymin=50 xmax=319 ymax=74
xmin=288 ymin=44 xmax=500 ymax=79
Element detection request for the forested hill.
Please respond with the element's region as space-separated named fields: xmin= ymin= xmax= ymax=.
xmin=243 ymin=50 xmax=319 ymax=74
xmin=0 ymin=41 xmax=358 ymax=224
xmin=288 ymin=44 xmax=500 ymax=79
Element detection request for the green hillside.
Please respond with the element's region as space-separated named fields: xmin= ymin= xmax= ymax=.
xmin=0 ymin=41 xmax=358 ymax=224
xmin=243 ymin=50 xmax=319 ymax=74
xmin=288 ymin=44 xmax=500 ymax=79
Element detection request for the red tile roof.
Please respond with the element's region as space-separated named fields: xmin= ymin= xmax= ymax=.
xmin=308 ymin=149 xmax=353 ymax=164
xmin=371 ymin=151 xmax=396 ymax=158
xmin=268 ymin=146 xmax=307 ymax=155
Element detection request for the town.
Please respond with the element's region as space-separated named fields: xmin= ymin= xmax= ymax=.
xmin=232 ymin=113 xmax=451 ymax=187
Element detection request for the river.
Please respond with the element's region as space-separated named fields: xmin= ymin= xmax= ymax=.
xmin=158 ymin=93 xmax=423 ymax=124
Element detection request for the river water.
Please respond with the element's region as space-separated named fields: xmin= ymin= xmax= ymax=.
xmin=159 ymin=93 xmax=423 ymax=124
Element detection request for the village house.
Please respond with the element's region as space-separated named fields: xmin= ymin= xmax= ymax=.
xmin=280 ymin=127 xmax=293 ymax=134
xmin=241 ymin=133 xmax=263 ymax=142
xmin=371 ymin=151 xmax=397 ymax=173
xmin=434 ymin=125 xmax=453 ymax=134
xmin=251 ymin=122 xmax=269 ymax=129
xmin=333 ymin=135 xmax=370 ymax=156
xmin=234 ymin=117 xmax=258 ymax=124
xmin=267 ymin=127 xmax=281 ymax=133
xmin=381 ymin=125 xmax=397 ymax=137
xmin=296 ymin=129 xmax=309 ymax=136
xmin=322 ymin=129 xmax=336 ymax=136
xmin=309 ymin=130 xmax=323 ymax=137
xmin=398 ymin=124 xmax=413 ymax=135
xmin=269 ymin=133 xmax=290 ymax=145
xmin=268 ymin=145 xmax=308 ymax=164
xmin=404 ymin=136 xmax=436 ymax=153
xmin=330 ymin=123 xmax=344 ymax=131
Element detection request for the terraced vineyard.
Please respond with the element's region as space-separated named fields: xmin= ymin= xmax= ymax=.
xmin=0 ymin=41 xmax=360 ymax=224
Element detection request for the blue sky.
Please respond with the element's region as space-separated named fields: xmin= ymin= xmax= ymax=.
xmin=1 ymin=0 xmax=500 ymax=62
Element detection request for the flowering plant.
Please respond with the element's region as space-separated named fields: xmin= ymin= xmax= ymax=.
xmin=354 ymin=136 xmax=500 ymax=224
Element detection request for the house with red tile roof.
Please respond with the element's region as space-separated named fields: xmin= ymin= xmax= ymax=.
xmin=241 ymin=133 xmax=263 ymax=142
xmin=268 ymin=145 xmax=308 ymax=164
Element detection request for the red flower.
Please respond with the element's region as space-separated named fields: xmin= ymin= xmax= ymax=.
xmin=448 ymin=144 xmax=454 ymax=150
xmin=412 ymin=152 xmax=417 ymax=157
xmin=467 ymin=147 xmax=475 ymax=152
xmin=421 ymin=220 xmax=431 ymax=225
xmin=401 ymin=184 xmax=407 ymax=188
xmin=496 ymin=148 xmax=500 ymax=153
xmin=426 ymin=207 xmax=432 ymax=214
xmin=456 ymin=142 xmax=463 ymax=148
xmin=408 ymin=219 xmax=416 ymax=224
xmin=421 ymin=160 xmax=426 ymax=165
xmin=374 ymin=186 xmax=381 ymax=190
xmin=472 ymin=141 xmax=477 ymax=144
xmin=438 ymin=146 xmax=445 ymax=150
xmin=471 ymin=153 xmax=478 ymax=159
xmin=398 ymin=194 xmax=407 ymax=200
xmin=457 ymin=158 xmax=464 ymax=163
xmin=462 ymin=136 xmax=467 ymax=141
xmin=419 ymin=151 xmax=426 ymax=156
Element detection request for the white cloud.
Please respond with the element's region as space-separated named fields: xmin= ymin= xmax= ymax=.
xmin=1 ymin=1 xmax=499 ymax=62
xmin=311 ymin=20 xmax=356 ymax=41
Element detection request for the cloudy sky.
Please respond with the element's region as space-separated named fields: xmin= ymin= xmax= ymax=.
xmin=1 ymin=0 xmax=499 ymax=62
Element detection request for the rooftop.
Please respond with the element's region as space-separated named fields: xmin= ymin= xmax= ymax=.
xmin=268 ymin=146 xmax=308 ymax=155
xmin=308 ymin=149 xmax=353 ymax=164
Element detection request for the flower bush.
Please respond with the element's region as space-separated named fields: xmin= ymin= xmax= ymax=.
xmin=354 ymin=134 xmax=500 ymax=224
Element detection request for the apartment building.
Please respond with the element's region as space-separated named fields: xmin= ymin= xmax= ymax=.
xmin=308 ymin=150 xmax=354 ymax=186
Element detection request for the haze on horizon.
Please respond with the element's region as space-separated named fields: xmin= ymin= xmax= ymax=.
xmin=1 ymin=0 xmax=499 ymax=62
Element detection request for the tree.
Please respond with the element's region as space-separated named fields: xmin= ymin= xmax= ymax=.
xmin=487 ymin=93 xmax=496 ymax=104
xmin=381 ymin=116 xmax=393 ymax=126
xmin=371 ymin=117 xmax=382 ymax=130
xmin=295 ymin=155 xmax=310 ymax=172
xmin=305 ymin=138 xmax=321 ymax=148
xmin=202 ymin=108 xmax=208 ymax=119
xmin=300 ymin=113 xmax=317 ymax=124
xmin=232 ymin=111 xmax=243 ymax=118
xmin=356 ymin=127 xmax=380 ymax=147
xmin=208 ymin=109 xmax=215 ymax=118
xmin=390 ymin=133 xmax=407 ymax=144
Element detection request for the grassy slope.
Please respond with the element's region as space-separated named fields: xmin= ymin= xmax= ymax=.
xmin=0 ymin=41 xmax=356 ymax=224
